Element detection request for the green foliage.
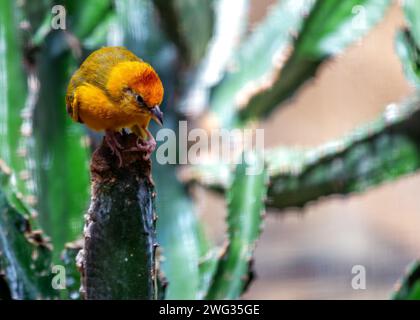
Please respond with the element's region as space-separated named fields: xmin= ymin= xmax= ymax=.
xmin=211 ymin=0 xmax=391 ymax=128
xmin=239 ymin=0 xmax=391 ymax=125
xmin=180 ymin=0 xmax=249 ymax=115
xmin=206 ymin=154 xmax=267 ymax=299
xmin=0 ymin=168 xmax=56 ymax=300
xmin=82 ymin=12 xmax=117 ymax=50
xmin=266 ymin=95 xmax=420 ymax=209
xmin=155 ymin=165 xmax=210 ymax=299
xmin=153 ymin=0 xmax=214 ymax=66
xmin=392 ymin=261 xmax=420 ymax=300
xmin=0 ymin=0 xmax=31 ymax=202
xmin=65 ymin=0 xmax=113 ymax=39
xmin=209 ymin=0 xmax=315 ymax=128
xmin=183 ymin=94 xmax=420 ymax=210
xmin=60 ymin=241 xmax=82 ymax=300
xmin=396 ymin=0 xmax=420 ymax=87
xmin=33 ymin=46 xmax=90 ymax=260
xmin=396 ymin=30 xmax=420 ymax=88
xmin=402 ymin=0 xmax=420 ymax=47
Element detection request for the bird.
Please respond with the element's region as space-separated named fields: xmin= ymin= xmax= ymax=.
xmin=65 ymin=46 xmax=164 ymax=165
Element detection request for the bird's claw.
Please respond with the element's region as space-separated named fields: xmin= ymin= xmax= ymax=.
xmin=105 ymin=130 xmax=124 ymax=167
xmin=105 ymin=129 xmax=157 ymax=165
xmin=124 ymin=137 xmax=156 ymax=160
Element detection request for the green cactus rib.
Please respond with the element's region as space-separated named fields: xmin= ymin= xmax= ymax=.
xmin=78 ymin=134 xmax=159 ymax=300
xmin=31 ymin=46 xmax=90 ymax=260
xmin=238 ymin=0 xmax=392 ymax=125
xmin=396 ymin=30 xmax=420 ymax=88
xmin=396 ymin=0 xmax=420 ymax=88
xmin=0 ymin=0 xmax=32 ymax=203
xmin=392 ymin=260 xmax=420 ymax=300
xmin=402 ymin=0 xmax=420 ymax=48
xmin=154 ymin=153 xmax=217 ymax=300
xmin=209 ymin=0 xmax=315 ymax=129
xmin=0 ymin=167 xmax=56 ymax=300
xmin=209 ymin=0 xmax=391 ymax=128
xmin=152 ymin=0 xmax=214 ymax=67
xmin=196 ymin=223 xmax=218 ymax=299
xmin=154 ymin=162 xmax=209 ymax=299
xmin=60 ymin=240 xmax=83 ymax=300
xmin=180 ymin=0 xmax=249 ymax=116
xmin=153 ymin=104 xmax=215 ymax=300
xmin=65 ymin=0 xmax=113 ymax=40
xmin=206 ymin=154 xmax=267 ymax=299
xmin=82 ymin=12 xmax=117 ymax=50
xmin=29 ymin=0 xmax=113 ymax=48
xmin=185 ymin=94 xmax=420 ymax=210
xmin=267 ymin=94 xmax=420 ymax=209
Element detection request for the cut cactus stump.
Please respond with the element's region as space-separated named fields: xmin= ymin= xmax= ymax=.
xmin=78 ymin=132 xmax=160 ymax=300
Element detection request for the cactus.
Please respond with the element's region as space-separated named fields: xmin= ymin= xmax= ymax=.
xmin=401 ymin=0 xmax=420 ymax=46
xmin=152 ymin=0 xmax=214 ymax=67
xmin=209 ymin=0 xmax=315 ymax=128
xmin=183 ymin=94 xmax=420 ymax=210
xmin=1 ymin=0 xmax=420 ymax=301
xmin=206 ymin=153 xmax=267 ymax=299
xmin=0 ymin=0 xmax=33 ymax=206
xmin=180 ymin=0 xmax=249 ymax=116
xmin=110 ymin=0 xmax=218 ymax=300
xmin=0 ymin=162 xmax=56 ymax=300
xmin=392 ymin=261 xmax=420 ymax=300
xmin=238 ymin=0 xmax=392 ymax=125
xmin=396 ymin=0 xmax=420 ymax=88
xmin=31 ymin=46 xmax=90 ymax=259
xmin=60 ymin=240 xmax=83 ymax=300
xmin=77 ymin=134 xmax=159 ymax=299
xmin=267 ymin=97 xmax=420 ymax=209
xmin=209 ymin=0 xmax=391 ymax=128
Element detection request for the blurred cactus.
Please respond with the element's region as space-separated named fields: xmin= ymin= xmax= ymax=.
xmin=0 ymin=163 xmax=56 ymax=299
xmin=396 ymin=0 xmax=420 ymax=88
xmin=209 ymin=0 xmax=391 ymax=128
xmin=182 ymin=94 xmax=420 ymax=210
xmin=392 ymin=260 xmax=420 ymax=300
xmin=0 ymin=0 xmax=32 ymax=206
xmin=0 ymin=0 xmax=420 ymax=301
xmin=152 ymin=0 xmax=214 ymax=67
xmin=206 ymin=154 xmax=267 ymax=299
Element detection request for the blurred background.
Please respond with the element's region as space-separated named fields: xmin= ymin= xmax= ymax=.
xmin=198 ymin=0 xmax=420 ymax=299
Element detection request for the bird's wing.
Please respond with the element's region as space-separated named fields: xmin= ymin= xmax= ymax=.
xmin=67 ymin=47 xmax=141 ymax=101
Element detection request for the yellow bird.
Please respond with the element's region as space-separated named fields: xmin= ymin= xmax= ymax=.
xmin=66 ymin=46 xmax=164 ymax=164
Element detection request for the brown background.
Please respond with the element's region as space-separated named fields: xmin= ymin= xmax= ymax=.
xmin=197 ymin=1 xmax=420 ymax=299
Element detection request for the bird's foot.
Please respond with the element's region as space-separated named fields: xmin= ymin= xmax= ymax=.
xmin=136 ymin=137 xmax=156 ymax=160
xmin=104 ymin=130 xmax=124 ymax=167
xmin=124 ymin=135 xmax=156 ymax=160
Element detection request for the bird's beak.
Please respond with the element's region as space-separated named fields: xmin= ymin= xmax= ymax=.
xmin=150 ymin=105 xmax=163 ymax=126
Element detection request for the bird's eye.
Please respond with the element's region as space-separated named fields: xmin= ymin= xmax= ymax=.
xmin=136 ymin=94 xmax=146 ymax=107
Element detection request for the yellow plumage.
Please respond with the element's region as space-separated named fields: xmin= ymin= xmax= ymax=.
xmin=66 ymin=46 xmax=164 ymax=138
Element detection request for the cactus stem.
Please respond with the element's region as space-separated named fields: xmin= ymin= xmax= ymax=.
xmin=78 ymin=133 xmax=160 ymax=300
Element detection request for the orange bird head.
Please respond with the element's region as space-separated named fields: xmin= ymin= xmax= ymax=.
xmin=107 ymin=60 xmax=164 ymax=125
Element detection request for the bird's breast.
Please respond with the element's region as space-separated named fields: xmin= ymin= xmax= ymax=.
xmin=74 ymin=83 xmax=145 ymax=131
